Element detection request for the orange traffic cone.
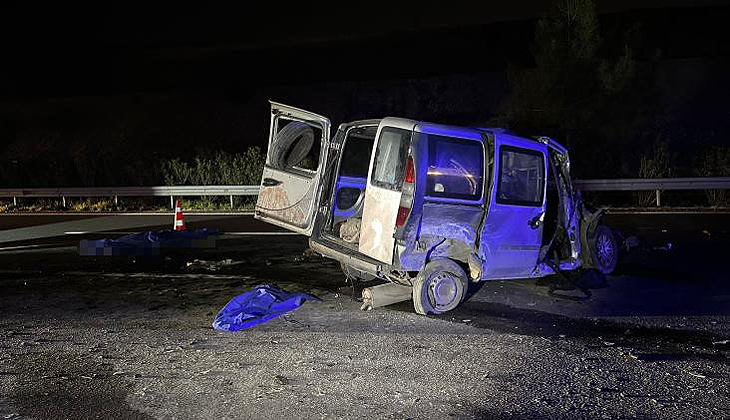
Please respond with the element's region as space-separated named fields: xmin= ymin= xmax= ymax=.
xmin=173 ymin=199 xmax=186 ymax=231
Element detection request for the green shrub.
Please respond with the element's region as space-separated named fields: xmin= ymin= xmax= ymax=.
xmin=159 ymin=147 xmax=265 ymax=186
xmin=68 ymin=197 xmax=119 ymax=212
xmin=695 ymin=145 xmax=730 ymax=206
xmin=637 ymin=140 xmax=672 ymax=206
xmin=0 ymin=199 xmax=13 ymax=213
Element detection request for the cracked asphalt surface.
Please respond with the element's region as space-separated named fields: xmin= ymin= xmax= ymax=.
xmin=1 ymin=220 xmax=729 ymax=419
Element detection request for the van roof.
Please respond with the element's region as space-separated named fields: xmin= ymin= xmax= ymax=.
xmin=340 ymin=118 xmax=568 ymax=155
xmin=413 ymin=120 xmax=568 ymax=155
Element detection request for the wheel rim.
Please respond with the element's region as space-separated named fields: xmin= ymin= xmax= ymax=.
xmin=427 ymin=272 xmax=460 ymax=311
xmin=596 ymin=231 xmax=615 ymax=268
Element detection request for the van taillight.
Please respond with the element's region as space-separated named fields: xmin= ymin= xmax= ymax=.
xmin=404 ymin=156 xmax=415 ymax=184
xmin=396 ymin=156 xmax=415 ymax=228
xmin=395 ymin=206 xmax=410 ymax=227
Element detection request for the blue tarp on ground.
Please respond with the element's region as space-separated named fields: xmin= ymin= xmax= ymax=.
xmin=212 ymin=284 xmax=321 ymax=331
xmin=79 ymin=228 xmax=218 ymax=256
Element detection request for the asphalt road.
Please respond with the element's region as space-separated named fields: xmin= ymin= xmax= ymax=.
xmin=0 ymin=210 xmax=727 ymax=246
xmin=0 ymin=212 xmax=729 ymax=419
xmin=0 ymin=213 xmax=285 ymax=246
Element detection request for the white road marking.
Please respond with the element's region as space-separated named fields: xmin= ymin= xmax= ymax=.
xmin=607 ymin=210 xmax=730 ymax=215
xmin=1 ymin=213 xmax=261 ymax=243
xmin=64 ymin=231 xmax=296 ymax=236
xmin=0 ymin=212 xmax=255 ymax=216
xmin=65 ymin=231 xmax=140 ymax=235
xmin=0 ymin=244 xmax=70 ymax=251
xmin=224 ymin=232 xmax=299 ymax=236
xmin=0 ymin=244 xmax=47 ymax=251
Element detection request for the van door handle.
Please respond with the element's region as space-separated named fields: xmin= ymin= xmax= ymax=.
xmin=262 ymin=177 xmax=282 ymax=187
xmin=528 ymin=214 xmax=544 ymax=229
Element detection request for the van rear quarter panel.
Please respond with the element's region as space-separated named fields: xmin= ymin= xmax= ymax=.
xmin=397 ymin=201 xmax=483 ymax=270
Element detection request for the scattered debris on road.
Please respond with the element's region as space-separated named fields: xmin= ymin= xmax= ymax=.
xmin=184 ymin=258 xmax=243 ymax=271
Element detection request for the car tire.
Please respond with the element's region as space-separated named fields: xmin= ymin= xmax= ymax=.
xmin=413 ymin=259 xmax=468 ymax=315
xmin=270 ymin=121 xmax=315 ymax=170
xmin=340 ymin=262 xmax=376 ymax=282
xmin=592 ymin=225 xmax=618 ymax=274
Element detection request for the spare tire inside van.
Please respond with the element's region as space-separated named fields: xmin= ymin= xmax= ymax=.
xmin=270 ymin=121 xmax=315 ymax=170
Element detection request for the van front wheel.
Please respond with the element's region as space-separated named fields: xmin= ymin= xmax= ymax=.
xmin=413 ymin=259 xmax=468 ymax=315
xmin=592 ymin=225 xmax=618 ymax=274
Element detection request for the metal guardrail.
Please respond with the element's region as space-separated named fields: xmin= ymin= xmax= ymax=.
xmin=0 ymin=185 xmax=260 ymax=208
xmin=573 ymin=177 xmax=730 ymax=206
xmin=572 ymin=177 xmax=730 ymax=191
xmin=0 ymin=177 xmax=728 ymax=208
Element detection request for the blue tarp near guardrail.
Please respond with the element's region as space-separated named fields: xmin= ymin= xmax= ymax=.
xmin=212 ymin=284 xmax=321 ymax=331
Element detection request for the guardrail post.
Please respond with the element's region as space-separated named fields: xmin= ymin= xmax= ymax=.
xmin=656 ymin=190 xmax=661 ymax=207
xmin=114 ymin=195 xmax=118 ymax=205
xmin=170 ymin=195 xmax=174 ymax=209
xmin=230 ymin=195 xmax=234 ymax=209
xmin=13 ymin=196 xmax=17 ymax=206
xmin=62 ymin=196 xmax=66 ymax=208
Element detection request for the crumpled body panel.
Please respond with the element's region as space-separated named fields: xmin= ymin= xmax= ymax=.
xmin=397 ymin=202 xmax=482 ymax=270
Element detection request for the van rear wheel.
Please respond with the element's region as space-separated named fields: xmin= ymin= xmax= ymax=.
xmin=413 ymin=259 xmax=468 ymax=315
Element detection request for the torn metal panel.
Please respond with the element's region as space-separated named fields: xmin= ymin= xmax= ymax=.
xmin=534 ymin=259 xmax=581 ymax=277
xmin=578 ymin=204 xmax=606 ymax=269
xmin=552 ymin=148 xmax=582 ymax=262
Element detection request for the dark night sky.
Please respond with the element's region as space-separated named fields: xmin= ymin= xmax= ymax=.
xmin=0 ymin=0 xmax=729 ymax=184
xmin=2 ymin=1 xmax=729 ymax=98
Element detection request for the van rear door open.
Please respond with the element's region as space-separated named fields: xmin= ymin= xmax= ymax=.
xmin=254 ymin=102 xmax=331 ymax=236
xmin=358 ymin=118 xmax=416 ymax=264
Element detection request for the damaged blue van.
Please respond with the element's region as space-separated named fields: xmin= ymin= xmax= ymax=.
xmin=255 ymin=102 xmax=618 ymax=315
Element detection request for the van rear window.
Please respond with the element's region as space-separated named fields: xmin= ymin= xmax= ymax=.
xmin=426 ymin=135 xmax=484 ymax=201
xmin=370 ymin=127 xmax=411 ymax=190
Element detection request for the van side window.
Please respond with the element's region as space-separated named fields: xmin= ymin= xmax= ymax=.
xmin=496 ymin=146 xmax=545 ymax=206
xmin=370 ymin=127 xmax=411 ymax=190
xmin=339 ymin=126 xmax=376 ymax=178
xmin=426 ymin=135 xmax=484 ymax=201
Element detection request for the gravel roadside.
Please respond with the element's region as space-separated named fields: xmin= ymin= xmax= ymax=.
xmin=1 ymin=237 xmax=729 ymax=419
